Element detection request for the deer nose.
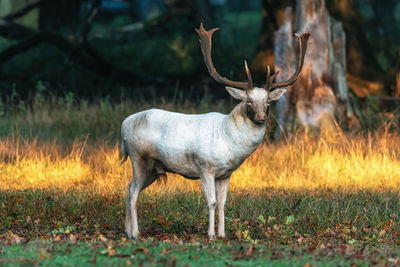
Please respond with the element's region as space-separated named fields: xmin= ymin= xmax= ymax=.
xmin=256 ymin=114 xmax=266 ymax=121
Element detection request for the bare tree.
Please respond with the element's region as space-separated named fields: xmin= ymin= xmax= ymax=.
xmin=274 ymin=0 xmax=359 ymax=135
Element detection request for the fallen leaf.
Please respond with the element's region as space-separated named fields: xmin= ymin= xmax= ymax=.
xmin=132 ymin=248 xmax=150 ymax=255
xmin=379 ymin=230 xmax=386 ymax=237
xmin=89 ymin=257 xmax=96 ymax=264
xmin=99 ymin=234 xmax=107 ymax=243
xmin=161 ymin=248 xmax=171 ymax=256
xmin=246 ymin=245 xmax=255 ymax=257
xmin=69 ymin=234 xmax=77 ymax=245
xmin=119 ymin=237 xmax=127 ymax=245
xmin=108 ymin=248 xmax=116 ymax=257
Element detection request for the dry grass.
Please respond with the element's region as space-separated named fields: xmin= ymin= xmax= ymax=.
xmin=2 ymin=130 xmax=400 ymax=193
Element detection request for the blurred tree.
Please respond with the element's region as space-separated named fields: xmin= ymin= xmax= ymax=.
xmin=252 ymin=0 xmax=391 ymax=91
xmin=251 ymin=0 xmax=294 ymax=78
xmin=39 ymin=0 xmax=82 ymax=31
xmin=0 ymin=0 xmax=38 ymax=28
xmin=325 ymin=0 xmax=384 ymax=81
xmin=274 ymin=0 xmax=359 ymax=136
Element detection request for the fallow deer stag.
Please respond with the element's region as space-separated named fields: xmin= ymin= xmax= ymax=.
xmin=121 ymin=23 xmax=310 ymax=240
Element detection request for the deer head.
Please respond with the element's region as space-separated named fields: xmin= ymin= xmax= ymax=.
xmin=196 ymin=23 xmax=310 ymax=124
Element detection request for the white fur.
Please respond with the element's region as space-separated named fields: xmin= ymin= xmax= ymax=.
xmin=121 ymin=88 xmax=285 ymax=239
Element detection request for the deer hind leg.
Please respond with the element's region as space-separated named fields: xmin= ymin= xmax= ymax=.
xmin=216 ymin=176 xmax=230 ymax=238
xmin=125 ymin=156 xmax=156 ymax=239
xmin=200 ymin=172 xmax=217 ymax=240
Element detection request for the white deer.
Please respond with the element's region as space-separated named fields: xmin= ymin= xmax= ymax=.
xmin=121 ymin=23 xmax=310 ymax=240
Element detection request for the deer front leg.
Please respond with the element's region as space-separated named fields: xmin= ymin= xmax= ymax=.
xmin=201 ymin=172 xmax=217 ymax=240
xmin=216 ymin=177 xmax=230 ymax=238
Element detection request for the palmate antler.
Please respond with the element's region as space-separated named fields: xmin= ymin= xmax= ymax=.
xmin=196 ymin=23 xmax=310 ymax=92
xmin=196 ymin=23 xmax=253 ymax=92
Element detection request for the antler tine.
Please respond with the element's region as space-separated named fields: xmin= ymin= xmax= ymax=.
xmin=265 ymin=65 xmax=271 ymax=91
xmin=270 ymin=32 xmax=310 ymax=90
xmin=265 ymin=70 xmax=280 ymax=91
xmin=196 ymin=23 xmax=250 ymax=90
xmin=244 ymin=60 xmax=253 ymax=91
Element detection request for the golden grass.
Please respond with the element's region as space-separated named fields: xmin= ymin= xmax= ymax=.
xmin=1 ymin=131 xmax=400 ymax=193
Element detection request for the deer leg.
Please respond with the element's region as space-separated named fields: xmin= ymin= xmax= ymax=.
xmin=216 ymin=176 xmax=230 ymax=238
xmin=125 ymin=180 xmax=133 ymax=237
xmin=201 ymin=172 xmax=217 ymax=240
xmin=125 ymin=156 xmax=149 ymax=239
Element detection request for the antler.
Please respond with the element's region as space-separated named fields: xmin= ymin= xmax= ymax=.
xmin=267 ymin=32 xmax=310 ymax=90
xmin=196 ymin=23 xmax=252 ymax=91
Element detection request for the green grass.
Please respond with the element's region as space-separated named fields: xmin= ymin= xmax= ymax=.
xmin=1 ymin=239 xmax=387 ymax=266
xmin=2 ymin=189 xmax=400 ymax=245
xmin=2 ymin=96 xmax=400 ymax=265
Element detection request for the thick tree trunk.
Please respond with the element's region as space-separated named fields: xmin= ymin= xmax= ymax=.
xmin=251 ymin=0 xmax=294 ymax=77
xmin=254 ymin=0 xmax=387 ymax=100
xmin=274 ymin=0 xmax=359 ymax=136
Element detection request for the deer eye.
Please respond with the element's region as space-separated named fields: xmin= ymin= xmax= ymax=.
xmin=247 ymin=101 xmax=253 ymax=106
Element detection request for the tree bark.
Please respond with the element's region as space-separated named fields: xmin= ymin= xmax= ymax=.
xmin=274 ymin=0 xmax=359 ymax=136
xmin=254 ymin=0 xmax=387 ymax=98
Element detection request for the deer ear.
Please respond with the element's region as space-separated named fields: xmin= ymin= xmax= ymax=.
xmin=268 ymin=89 xmax=287 ymax=101
xmin=225 ymin=86 xmax=247 ymax=100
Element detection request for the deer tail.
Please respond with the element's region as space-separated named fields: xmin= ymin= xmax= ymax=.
xmin=120 ymin=137 xmax=128 ymax=165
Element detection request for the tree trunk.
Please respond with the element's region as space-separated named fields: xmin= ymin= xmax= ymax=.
xmin=274 ymin=0 xmax=359 ymax=136
xmin=251 ymin=0 xmax=294 ymax=77
xmin=325 ymin=0 xmax=384 ymax=81
xmin=253 ymin=0 xmax=387 ymax=98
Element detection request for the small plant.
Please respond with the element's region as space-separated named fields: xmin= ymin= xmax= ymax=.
xmin=50 ymin=222 xmax=76 ymax=235
xmin=34 ymin=80 xmax=46 ymax=108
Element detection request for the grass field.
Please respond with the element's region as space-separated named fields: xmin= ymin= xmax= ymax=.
xmin=1 ymin=96 xmax=400 ymax=265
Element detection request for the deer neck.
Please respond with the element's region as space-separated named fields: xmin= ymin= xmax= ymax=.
xmin=222 ymin=102 xmax=267 ymax=154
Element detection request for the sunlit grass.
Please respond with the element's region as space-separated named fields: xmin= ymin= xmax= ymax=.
xmin=2 ymin=131 xmax=400 ymax=193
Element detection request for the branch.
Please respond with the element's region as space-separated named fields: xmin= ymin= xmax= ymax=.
xmin=0 ymin=6 xmax=153 ymax=86
xmin=0 ymin=32 xmax=145 ymax=84
xmin=1 ymin=0 xmax=43 ymax=21
xmin=81 ymin=0 xmax=102 ymax=43
xmin=63 ymin=0 xmax=102 ymax=68
xmin=0 ymin=32 xmax=84 ymax=65
xmin=0 ymin=19 xmax=35 ymax=40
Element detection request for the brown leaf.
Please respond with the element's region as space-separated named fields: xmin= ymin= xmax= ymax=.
xmin=303 ymin=262 xmax=312 ymax=267
xmin=108 ymin=248 xmax=116 ymax=257
xmin=161 ymin=248 xmax=171 ymax=256
xmin=119 ymin=237 xmax=127 ymax=245
xmin=69 ymin=234 xmax=77 ymax=245
xmin=246 ymin=245 xmax=255 ymax=257
xmin=89 ymin=257 xmax=96 ymax=264
xmin=99 ymin=234 xmax=107 ymax=244
xmin=132 ymin=248 xmax=150 ymax=255
xmin=379 ymin=229 xmax=386 ymax=237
